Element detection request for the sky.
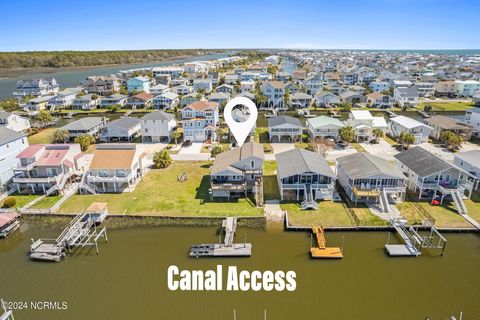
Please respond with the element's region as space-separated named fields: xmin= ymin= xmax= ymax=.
xmin=0 ymin=0 xmax=479 ymax=51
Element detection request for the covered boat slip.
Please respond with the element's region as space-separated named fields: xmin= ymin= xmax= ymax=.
xmin=0 ymin=213 xmax=20 ymax=238
xmin=29 ymin=203 xmax=109 ymax=262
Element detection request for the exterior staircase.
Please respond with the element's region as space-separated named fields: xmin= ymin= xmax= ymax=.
xmin=451 ymin=189 xmax=468 ymax=215
xmin=301 ymin=184 xmax=318 ymax=210
xmin=379 ymin=188 xmax=391 ymax=213
xmin=254 ymin=178 xmax=264 ymax=207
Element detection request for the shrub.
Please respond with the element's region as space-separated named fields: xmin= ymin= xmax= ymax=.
xmin=2 ymin=196 xmax=16 ymax=208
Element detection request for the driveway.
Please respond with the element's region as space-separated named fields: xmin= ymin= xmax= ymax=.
xmin=172 ymin=153 xmax=211 ymax=161
xmin=137 ymin=143 xmax=167 ymax=155
xmin=271 ymin=143 xmax=295 ymax=155
xmin=360 ymin=139 xmax=399 ymax=161
xmin=178 ymin=142 xmax=203 ymax=155
xmin=418 ymin=142 xmax=480 ymax=162
xmin=325 ymin=145 xmax=357 ymax=162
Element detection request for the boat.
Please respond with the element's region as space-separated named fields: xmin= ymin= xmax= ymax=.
xmin=0 ymin=213 xmax=20 ymax=238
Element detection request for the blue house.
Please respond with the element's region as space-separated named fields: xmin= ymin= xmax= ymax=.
xmin=126 ymin=76 xmax=151 ymax=94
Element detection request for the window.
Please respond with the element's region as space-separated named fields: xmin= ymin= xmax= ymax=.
xmin=251 ymin=160 xmax=255 ymax=168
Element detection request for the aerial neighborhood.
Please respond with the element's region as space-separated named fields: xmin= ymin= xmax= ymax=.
xmin=1 ymin=49 xmax=480 ymax=237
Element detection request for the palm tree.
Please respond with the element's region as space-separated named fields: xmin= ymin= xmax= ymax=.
xmin=402 ymin=132 xmax=415 ymax=149
xmin=372 ymin=128 xmax=385 ymax=143
xmin=171 ymin=130 xmax=181 ymax=146
xmin=339 ymin=126 xmax=355 ymax=146
xmin=74 ymin=134 xmax=94 ymax=151
xmin=55 ymin=129 xmax=70 ymax=143
xmin=153 ymin=149 xmax=172 ymax=169
xmin=36 ymin=110 xmax=53 ymax=129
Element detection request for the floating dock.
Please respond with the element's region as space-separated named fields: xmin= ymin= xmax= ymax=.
xmin=189 ymin=217 xmax=252 ymax=257
xmin=310 ymin=226 xmax=343 ymax=259
xmin=385 ymin=219 xmax=421 ymax=256
xmin=29 ymin=204 xmax=108 ymax=262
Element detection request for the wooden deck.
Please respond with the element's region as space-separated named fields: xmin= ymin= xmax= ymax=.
xmin=310 ymin=226 xmax=343 ymax=259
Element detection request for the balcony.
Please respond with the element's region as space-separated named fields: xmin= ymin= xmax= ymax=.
xmin=87 ymin=175 xmax=131 ymax=183
xmin=13 ymin=175 xmax=60 ymax=184
xmin=211 ymin=181 xmax=246 ymax=191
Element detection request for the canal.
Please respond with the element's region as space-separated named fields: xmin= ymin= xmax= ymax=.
xmin=0 ymin=222 xmax=479 ymax=319
xmin=0 ymin=52 xmax=232 ymax=99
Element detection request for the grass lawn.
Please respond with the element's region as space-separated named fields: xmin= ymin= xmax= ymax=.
xmin=417 ymin=101 xmax=474 ymax=112
xmin=28 ymin=128 xmax=57 ymax=144
xmin=58 ymin=162 xmax=262 ymax=216
xmin=283 ymin=201 xmax=355 ymax=227
xmin=254 ymin=127 xmax=273 ymax=153
xmin=396 ymin=202 xmax=427 ymax=225
xmin=30 ymin=195 xmax=62 ymax=209
xmin=415 ymin=200 xmax=472 ymax=228
xmin=1 ymin=194 xmax=39 ymax=209
xmin=464 ymin=191 xmax=480 ymax=224
xmin=351 ymin=205 xmax=388 ymax=226
xmin=383 ymin=135 xmax=397 ymax=146
xmin=263 ymin=161 xmax=280 ymax=201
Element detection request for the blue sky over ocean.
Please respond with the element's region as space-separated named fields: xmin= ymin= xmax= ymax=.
xmin=0 ymin=0 xmax=479 ymax=51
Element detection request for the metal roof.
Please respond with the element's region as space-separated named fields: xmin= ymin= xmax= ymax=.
xmin=268 ymin=115 xmax=303 ymax=128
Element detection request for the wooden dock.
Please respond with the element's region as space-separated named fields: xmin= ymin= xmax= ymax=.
xmin=190 ymin=217 xmax=252 ymax=257
xmin=310 ymin=226 xmax=343 ymax=259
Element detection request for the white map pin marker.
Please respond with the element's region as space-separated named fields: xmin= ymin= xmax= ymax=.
xmin=224 ymin=97 xmax=258 ymax=147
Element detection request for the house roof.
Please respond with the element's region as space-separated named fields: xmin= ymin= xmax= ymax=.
xmin=466 ymin=107 xmax=480 ymax=114
xmin=276 ymin=148 xmax=335 ymax=179
xmin=455 ymin=150 xmax=480 ymax=168
xmin=351 ymin=110 xmax=373 ymax=120
xmin=396 ymin=86 xmax=419 ymax=97
xmin=159 ymin=92 xmax=178 ymax=100
xmin=366 ymin=92 xmax=386 ymax=100
xmin=341 ymin=91 xmax=364 ymax=99
xmin=0 ymin=212 xmax=18 ymax=228
xmin=107 ymin=117 xmax=140 ymax=129
xmin=290 ymin=92 xmax=312 ymax=99
xmin=338 ymin=152 xmax=404 ymax=179
xmin=394 ymin=146 xmax=451 ymax=177
xmin=390 ymin=115 xmax=431 ymax=129
xmin=61 ymin=117 xmax=106 ymax=131
xmin=131 ymin=92 xmax=154 ymax=101
xmin=90 ymin=144 xmax=137 ymax=170
xmin=427 ymin=115 xmax=471 ymax=130
xmin=184 ymin=101 xmax=218 ymax=111
xmin=265 ymin=81 xmax=286 ymax=89
xmin=268 ymin=115 xmax=303 ymax=128
xmin=211 ymin=141 xmax=264 ymax=175
xmin=17 ymin=144 xmax=44 ymax=158
xmin=141 ymin=111 xmax=175 ymax=121
xmin=0 ymin=127 xmax=26 ymax=145
xmin=307 ymin=115 xmax=345 ymax=128
xmin=35 ymin=148 xmax=68 ymax=167
xmin=372 ymin=117 xmax=388 ymax=128
xmin=208 ymin=92 xmax=229 ymax=100
xmin=102 ymin=94 xmax=128 ymax=101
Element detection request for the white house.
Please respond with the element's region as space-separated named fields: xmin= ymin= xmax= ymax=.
xmin=289 ymin=92 xmax=313 ymax=108
xmin=149 ymin=84 xmax=171 ymax=96
xmin=240 ymin=80 xmax=255 ymax=92
xmin=303 ymin=75 xmax=323 ymax=95
xmin=153 ymin=92 xmax=179 ymax=110
xmin=13 ymin=78 xmax=59 ymax=99
xmin=99 ymin=94 xmax=128 ymax=108
xmin=84 ymin=144 xmax=147 ymax=193
xmin=366 ymin=92 xmax=393 ymax=109
xmin=141 ymin=111 xmax=176 ymax=143
xmin=348 ymin=110 xmax=388 ymax=142
xmin=47 ymin=88 xmax=81 ymax=110
xmin=464 ymin=107 xmax=480 ymax=138
xmin=172 ymin=85 xmax=193 ymax=95
xmin=99 ymin=117 xmax=141 ymax=142
xmin=394 ymin=87 xmax=419 ymax=107
xmin=307 ymin=116 xmax=345 ymax=141
xmin=389 ymin=116 xmax=432 ymax=144
xmin=0 ymin=128 xmax=28 ymax=191
xmin=267 ymin=115 xmax=303 ymax=143
xmin=276 ymin=148 xmax=336 ymax=206
xmin=0 ymin=111 xmax=30 ymax=133
xmin=314 ymin=91 xmax=340 ymax=107
xmin=71 ymin=94 xmax=99 ymax=110
xmin=455 ymin=80 xmax=480 ymax=97
xmin=454 ymin=151 xmax=480 ymax=190
xmin=261 ymin=81 xmax=286 ymax=110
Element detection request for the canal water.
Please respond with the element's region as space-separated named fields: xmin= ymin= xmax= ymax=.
xmin=0 ymin=52 xmax=232 ymax=99
xmin=0 ymin=222 xmax=479 ymax=319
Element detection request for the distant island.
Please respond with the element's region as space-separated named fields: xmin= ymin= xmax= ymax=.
xmin=0 ymin=49 xmax=226 ymax=70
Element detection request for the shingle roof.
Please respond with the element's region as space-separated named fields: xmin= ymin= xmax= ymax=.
xmin=0 ymin=127 xmax=26 ymax=145
xmin=268 ymin=115 xmax=303 ymax=128
xmin=210 ymin=141 xmax=264 ymax=175
xmin=276 ymin=148 xmax=335 ymax=179
xmin=107 ymin=117 xmax=140 ymax=129
xmin=394 ymin=146 xmax=450 ymax=177
xmin=90 ymin=144 xmax=137 ymax=170
xmin=427 ymin=115 xmax=471 ymax=130
xmin=338 ymin=152 xmax=404 ymax=179
xmin=184 ymin=101 xmax=218 ymax=111
xmin=61 ymin=117 xmax=106 ymax=131
xmin=141 ymin=111 xmax=175 ymax=121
